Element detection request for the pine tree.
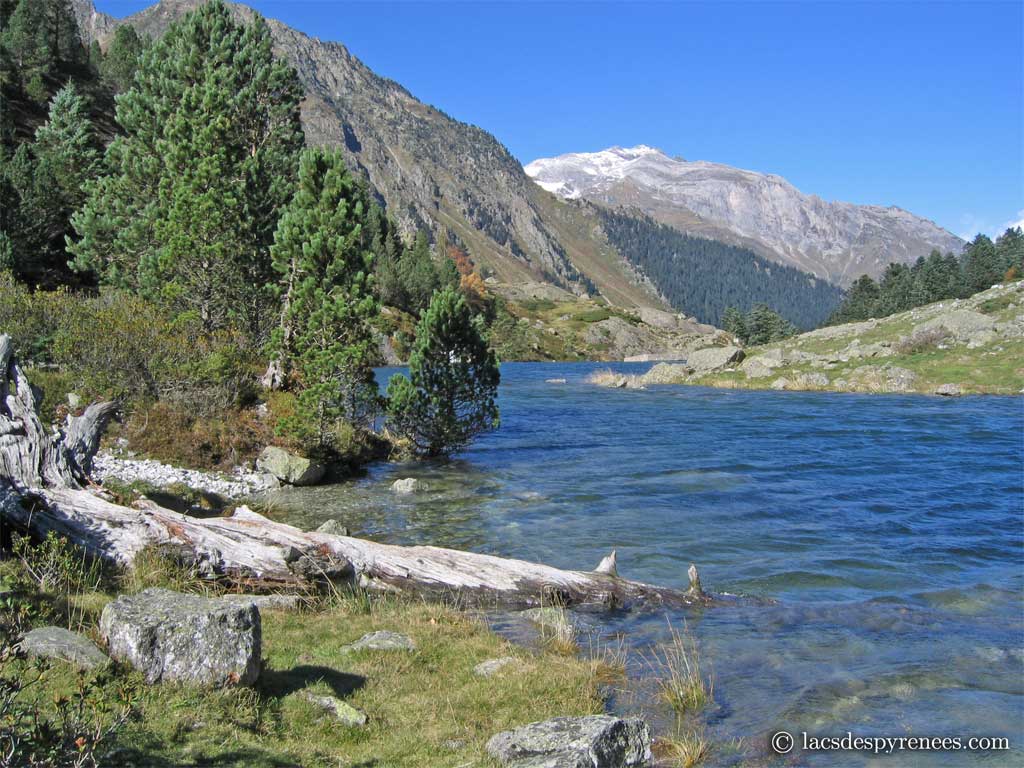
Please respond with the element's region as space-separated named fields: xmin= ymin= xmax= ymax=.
xmin=4 ymin=83 xmax=99 ymax=285
xmin=961 ymin=234 xmax=1001 ymax=294
xmin=0 ymin=230 xmax=13 ymax=272
xmin=996 ymin=227 xmax=1023 ymax=276
xmin=828 ymin=274 xmax=880 ymax=324
xmin=269 ymin=149 xmax=380 ymax=442
xmin=721 ymin=306 xmax=747 ymax=343
xmin=386 ymin=287 xmax=500 ymax=457
xmin=399 ymin=230 xmax=440 ymax=314
xmin=68 ymin=0 xmax=304 ymax=339
xmin=100 ymin=25 xmax=146 ymax=92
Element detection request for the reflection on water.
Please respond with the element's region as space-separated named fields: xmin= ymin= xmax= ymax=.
xmin=264 ymin=362 xmax=1024 ymax=766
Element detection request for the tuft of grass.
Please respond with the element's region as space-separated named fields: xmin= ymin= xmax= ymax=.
xmin=535 ymin=605 xmax=580 ymax=656
xmin=645 ymin=620 xmax=713 ymax=716
xmin=119 ymin=546 xmax=220 ymax=597
xmin=654 ymin=729 xmax=711 ymax=768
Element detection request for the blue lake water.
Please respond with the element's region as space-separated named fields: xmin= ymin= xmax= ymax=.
xmin=268 ymin=362 xmax=1024 ymax=766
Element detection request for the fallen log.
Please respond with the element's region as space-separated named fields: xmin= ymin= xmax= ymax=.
xmin=0 ymin=333 xmax=709 ymax=610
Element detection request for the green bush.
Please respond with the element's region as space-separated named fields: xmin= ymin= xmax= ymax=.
xmin=386 ymin=287 xmax=500 ymax=457
xmin=576 ymin=308 xmax=611 ymax=323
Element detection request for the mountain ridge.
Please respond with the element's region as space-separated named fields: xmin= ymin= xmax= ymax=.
xmin=525 ymin=145 xmax=964 ymax=286
xmin=71 ymin=0 xmax=667 ymax=312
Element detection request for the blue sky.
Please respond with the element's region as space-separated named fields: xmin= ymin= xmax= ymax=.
xmin=96 ymin=0 xmax=1022 ymax=240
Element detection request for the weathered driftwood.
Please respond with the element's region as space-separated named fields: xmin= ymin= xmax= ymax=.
xmin=0 ymin=333 xmax=710 ymax=610
xmin=0 ymin=335 xmax=118 ymax=490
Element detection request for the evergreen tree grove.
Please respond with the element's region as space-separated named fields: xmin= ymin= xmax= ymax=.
xmin=386 ymin=287 xmax=500 ymax=457
xmin=270 ymin=149 xmax=381 ymax=449
xmin=68 ymin=0 xmax=304 ymax=340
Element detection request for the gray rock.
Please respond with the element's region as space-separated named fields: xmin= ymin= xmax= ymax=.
xmin=686 ymin=345 xmax=745 ymax=372
xmin=795 ymin=372 xmax=830 ymax=388
xmin=521 ymin=607 xmax=574 ymax=633
xmin=391 ymin=477 xmax=426 ymax=494
xmin=18 ymin=626 xmax=109 ymax=670
xmin=342 ymin=630 xmax=416 ymax=653
xmin=302 ymin=692 xmax=367 ymax=727
xmin=316 ymin=519 xmax=351 ymax=536
xmin=918 ymin=310 xmax=995 ymax=340
xmin=638 ymin=362 xmax=691 ymax=385
xmin=220 ymin=594 xmax=302 ymax=611
xmin=66 ymin=392 xmax=81 ymax=409
xmin=771 ymin=377 xmax=791 ymax=391
xmin=934 ymin=383 xmax=963 ymax=397
xmin=740 ymin=357 xmax=775 ymax=379
xmin=474 ymin=656 xmax=520 ymax=677
xmin=256 ymin=446 xmax=325 ymax=486
xmin=486 ymin=715 xmax=652 ymax=768
xmin=99 ymin=588 xmax=261 ymax=686
xmin=847 ymin=365 xmax=918 ymax=393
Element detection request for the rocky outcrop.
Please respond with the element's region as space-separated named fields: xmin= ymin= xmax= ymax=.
xmin=18 ymin=627 xmax=110 ymax=670
xmin=686 ymin=345 xmax=745 ymax=372
xmin=526 ymin=145 xmax=963 ymax=285
xmin=99 ymin=588 xmax=261 ymax=686
xmin=486 ymin=715 xmax=652 ymax=768
xmin=917 ymin=310 xmax=995 ymax=340
xmin=256 ymin=446 xmax=325 ymax=487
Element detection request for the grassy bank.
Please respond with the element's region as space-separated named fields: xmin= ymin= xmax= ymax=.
xmin=0 ymin=546 xmax=623 ymax=768
xmin=599 ymin=281 xmax=1024 ymax=396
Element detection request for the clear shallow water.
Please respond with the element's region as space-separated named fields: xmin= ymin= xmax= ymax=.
xmin=267 ymin=363 xmax=1024 ymax=765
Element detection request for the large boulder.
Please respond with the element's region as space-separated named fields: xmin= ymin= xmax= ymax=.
xmin=18 ymin=626 xmax=109 ymax=670
xmin=917 ymin=310 xmax=995 ymax=340
xmin=486 ymin=715 xmax=651 ymax=768
xmin=99 ymin=588 xmax=261 ymax=686
xmin=256 ymin=446 xmax=325 ymax=486
xmin=638 ymin=363 xmax=692 ymax=385
xmin=686 ymin=346 xmax=745 ymax=373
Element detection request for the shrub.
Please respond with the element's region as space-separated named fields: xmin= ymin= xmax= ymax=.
xmin=386 ymin=287 xmax=500 ymax=457
xmin=576 ymin=308 xmax=611 ymax=323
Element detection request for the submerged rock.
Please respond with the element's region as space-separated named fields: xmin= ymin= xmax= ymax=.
xmin=257 ymin=446 xmax=325 ymax=486
xmin=100 ymin=588 xmax=261 ymax=686
xmin=316 ymin=518 xmax=351 ymax=536
xmin=486 ymin=715 xmax=651 ymax=767
xmin=391 ymin=477 xmax=426 ymax=494
xmin=19 ymin=626 xmax=109 ymax=670
xmin=342 ymin=630 xmax=416 ymax=653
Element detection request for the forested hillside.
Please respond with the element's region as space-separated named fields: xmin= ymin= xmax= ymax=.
xmin=829 ymin=229 xmax=1023 ymax=325
xmin=596 ymin=207 xmax=844 ymax=329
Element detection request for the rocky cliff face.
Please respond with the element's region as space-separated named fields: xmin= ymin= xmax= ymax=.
xmin=526 ymin=146 xmax=964 ymax=286
xmin=72 ymin=0 xmax=660 ymax=309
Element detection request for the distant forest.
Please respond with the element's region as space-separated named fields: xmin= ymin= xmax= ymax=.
xmin=595 ymin=207 xmax=843 ymax=329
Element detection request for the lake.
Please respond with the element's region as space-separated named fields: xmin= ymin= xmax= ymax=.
xmin=267 ymin=362 xmax=1024 ymax=766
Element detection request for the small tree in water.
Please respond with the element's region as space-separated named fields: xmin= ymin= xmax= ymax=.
xmin=386 ymin=287 xmax=500 ymax=457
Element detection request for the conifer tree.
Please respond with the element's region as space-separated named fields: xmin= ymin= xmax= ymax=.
xmin=399 ymin=230 xmax=440 ymax=314
xmin=386 ymin=287 xmax=500 ymax=457
xmin=721 ymin=306 xmax=747 ymax=342
xmin=269 ymin=149 xmax=380 ymax=445
xmin=2 ymin=83 xmax=99 ymax=285
xmin=100 ymin=25 xmax=146 ymax=92
xmin=962 ymin=234 xmax=1001 ymax=294
xmin=69 ymin=0 xmax=304 ymax=339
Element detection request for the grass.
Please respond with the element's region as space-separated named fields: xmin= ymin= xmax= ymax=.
xmin=644 ymin=621 xmax=713 ymax=716
xmin=654 ymin=729 xmax=711 ymax=768
xmin=0 ymin=551 xmax=613 ymax=768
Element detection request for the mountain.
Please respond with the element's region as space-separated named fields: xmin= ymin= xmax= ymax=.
xmin=525 ymin=145 xmax=965 ymax=287
xmin=71 ymin=0 xmax=663 ymax=311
